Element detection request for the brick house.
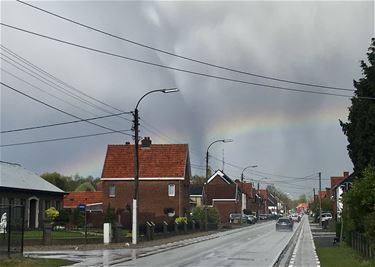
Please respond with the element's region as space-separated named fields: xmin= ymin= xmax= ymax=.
xmin=235 ymin=180 xmax=257 ymax=214
xmin=258 ymin=189 xmax=268 ymax=215
xmin=331 ymin=171 xmax=353 ymax=219
xmin=205 ymin=170 xmax=241 ymax=223
xmin=100 ymin=142 xmax=191 ymax=227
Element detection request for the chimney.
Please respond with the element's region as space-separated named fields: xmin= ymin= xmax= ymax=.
xmin=141 ymin=137 xmax=152 ymax=149
xmin=343 ymin=171 xmax=349 ymax=178
xmin=125 ymin=141 xmax=130 ymax=145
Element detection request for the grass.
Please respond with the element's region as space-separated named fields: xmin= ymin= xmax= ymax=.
xmin=0 ymin=256 xmax=74 ymax=267
xmin=24 ymin=230 xmax=99 ymax=240
xmin=316 ymin=244 xmax=375 ymax=267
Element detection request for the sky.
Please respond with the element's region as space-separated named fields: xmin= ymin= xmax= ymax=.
xmin=1 ymin=1 xmax=374 ymax=199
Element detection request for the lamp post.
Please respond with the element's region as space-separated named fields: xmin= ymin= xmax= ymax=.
xmin=257 ymin=177 xmax=269 ymax=221
xmin=240 ymin=165 xmax=257 ymax=223
xmin=132 ymin=87 xmax=179 ymax=245
xmin=204 ymin=139 xmax=233 ymax=230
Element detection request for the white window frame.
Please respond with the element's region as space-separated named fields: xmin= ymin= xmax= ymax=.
xmin=109 ymin=184 xmax=116 ymax=197
xmin=168 ymin=184 xmax=176 ymax=197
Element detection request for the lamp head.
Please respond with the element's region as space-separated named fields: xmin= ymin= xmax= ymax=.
xmin=222 ymin=139 xmax=233 ymax=143
xmin=162 ymin=88 xmax=179 ymax=93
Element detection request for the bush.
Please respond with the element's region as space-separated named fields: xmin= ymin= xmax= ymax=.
xmin=191 ymin=206 xmax=219 ymax=224
xmin=45 ymin=207 xmax=59 ymax=221
xmin=104 ymin=204 xmax=116 ymax=224
xmin=175 ymin=217 xmax=187 ymax=224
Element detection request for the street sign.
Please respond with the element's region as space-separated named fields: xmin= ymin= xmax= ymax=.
xmin=78 ymin=204 xmax=86 ymax=211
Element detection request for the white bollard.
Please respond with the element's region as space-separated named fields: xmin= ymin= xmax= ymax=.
xmin=103 ymin=223 xmax=112 ymax=244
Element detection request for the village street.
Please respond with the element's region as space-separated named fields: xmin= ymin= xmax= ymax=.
xmin=25 ymin=217 xmax=318 ymax=267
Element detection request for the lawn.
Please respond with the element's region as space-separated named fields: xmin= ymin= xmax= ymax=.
xmin=316 ymin=244 xmax=375 ymax=267
xmin=24 ymin=230 xmax=100 ymax=240
xmin=0 ymin=256 xmax=74 ymax=267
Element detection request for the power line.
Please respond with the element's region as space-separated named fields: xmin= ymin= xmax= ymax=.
xmin=1 ymin=44 xmax=132 ymax=120
xmin=1 ymin=82 xmax=134 ymax=137
xmin=3 ymin=23 xmax=371 ymax=99
xmin=16 ymin=0 xmax=354 ymax=92
xmin=1 ymin=111 xmax=131 ymax=134
xmin=0 ymin=129 xmax=131 ymax=147
xmin=1 ymin=67 xmax=104 ymax=117
xmin=0 ymin=50 xmax=133 ymax=120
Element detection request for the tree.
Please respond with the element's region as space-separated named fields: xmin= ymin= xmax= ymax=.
xmin=340 ymin=38 xmax=375 ymax=175
xmin=75 ymin=181 xmax=96 ymax=192
xmin=191 ymin=175 xmax=206 ymax=185
xmin=343 ymin=166 xmax=375 ymax=239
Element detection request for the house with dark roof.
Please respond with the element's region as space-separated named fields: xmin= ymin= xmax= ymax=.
xmin=0 ymin=161 xmax=65 ymax=229
xmin=100 ymin=140 xmax=191 ymax=227
xmin=205 ymin=170 xmax=241 ymax=223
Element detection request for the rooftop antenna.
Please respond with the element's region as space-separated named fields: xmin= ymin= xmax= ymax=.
xmin=222 ymin=149 xmax=225 ymax=171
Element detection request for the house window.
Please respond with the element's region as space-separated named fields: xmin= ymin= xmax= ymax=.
xmin=168 ymin=184 xmax=176 ymax=197
xmin=109 ymin=184 xmax=116 ymax=197
xmin=55 ymin=200 xmax=61 ymax=210
xmin=45 ymin=200 xmax=51 ymax=209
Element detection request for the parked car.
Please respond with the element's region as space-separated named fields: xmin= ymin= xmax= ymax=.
xmin=229 ymin=213 xmax=247 ymax=223
xmin=276 ymin=217 xmax=293 ymax=231
xmin=320 ymin=212 xmax=333 ymax=222
xmin=245 ymin=215 xmax=256 ymax=224
xmin=259 ymin=214 xmax=268 ymax=220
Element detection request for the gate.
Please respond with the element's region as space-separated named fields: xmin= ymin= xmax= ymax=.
xmin=0 ymin=204 xmax=25 ymax=257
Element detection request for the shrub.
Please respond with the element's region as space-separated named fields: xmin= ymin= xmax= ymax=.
xmin=45 ymin=207 xmax=59 ymax=221
xmin=191 ymin=206 xmax=219 ymax=224
xmin=175 ymin=217 xmax=187 ymax=224
xmin=104 ymin=204 xmax=116 ymax=224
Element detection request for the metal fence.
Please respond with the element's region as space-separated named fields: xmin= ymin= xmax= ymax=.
xmin=0 ymin=204 xmax=25 ymax=257
xmin=351 ymin=232 xmax=374 ymax=259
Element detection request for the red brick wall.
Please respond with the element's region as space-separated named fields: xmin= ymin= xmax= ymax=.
xmin=102 ymin=179 xmax=189 ymax=225
xmin=207 ymin=176 xmax=237 ymax=205
xmin=213 ymin=201 xmax=241 ymax=223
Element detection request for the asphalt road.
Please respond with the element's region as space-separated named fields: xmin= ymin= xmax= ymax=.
xmin=26 ymin=220 xmax=298 ymax=267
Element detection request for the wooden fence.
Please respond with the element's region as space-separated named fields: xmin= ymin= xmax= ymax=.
xmin=351 ymin=232 xmax=374 ymax=259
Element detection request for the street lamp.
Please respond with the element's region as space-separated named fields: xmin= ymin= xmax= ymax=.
xmin=240 ymin=165 xmax=258 ymax=223
xmin=132 ymin=87 xmax=179 ymax=245
xmin=204 ymin=139 xmax=233 ymax=230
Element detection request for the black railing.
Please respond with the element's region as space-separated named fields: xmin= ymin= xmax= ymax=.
xmin=0 ymin=204 xmax=25 ymax=257
xmin=351 ymin=232 xmax=374 ymax=259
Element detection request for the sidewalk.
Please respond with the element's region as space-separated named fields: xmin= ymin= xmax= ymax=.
xmin=288 ymin=218 xmax=320 ymax=267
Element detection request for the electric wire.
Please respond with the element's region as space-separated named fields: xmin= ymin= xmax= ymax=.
xmin=3 ymin=23 xmax=372 ymax=99
xmin=1 ymin=44 xmax=132 ymax=121
xmin=16 ymin=0 xmax=354 ymax=92
xmin=0 ymin=129 xmax=131 ymax=147
xmin=0 ymin=111 xmax=131 ymax=134
xmin=0 ymin=82 xmax=134 ymax=137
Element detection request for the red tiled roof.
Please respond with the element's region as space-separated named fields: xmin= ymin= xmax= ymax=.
xmin=331 ymin=176 xmax=346 ymax=189
xmin=63 ymin=191 xmax=103 ymax=208
xmin=101 ymin=144 xmax=188 ymax=178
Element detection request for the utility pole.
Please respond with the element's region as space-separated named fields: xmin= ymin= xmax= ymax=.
xmin=132 ymin=107 xmax=139 ymax=245
xmin=319 ymin=172 xmax=322 ymax=226
xmin=257 ymin=182 xmax=260 ymax=220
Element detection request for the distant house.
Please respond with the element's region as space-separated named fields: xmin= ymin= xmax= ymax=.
xmin=63 ymin=191 xmax=103 ymax=227
xmin=267 ymin=193 xmax=278 ymax=214
xmin=205 ymin=170 xmax=241 ymax=223
xmin=100 ymin=140 xmax=191 ymax=227
xmin=235 ymin=180 xmax=257 ymax=214
xmin=258 ymin=189 xmax=268 ymax=215
xmin=0 ymin=161 xmax=65 ymax=229
xmin=331 ymin=172 xmax=354 ymax=219
xmin=189 ymin=184 xmax=203 ymax=209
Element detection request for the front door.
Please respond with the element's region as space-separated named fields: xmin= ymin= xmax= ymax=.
xmin=29 ymin=199 xmax=37 ymax=229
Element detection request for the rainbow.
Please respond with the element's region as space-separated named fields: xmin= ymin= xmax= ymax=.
xmin=56 ymin=102 xmax=349 ymax=177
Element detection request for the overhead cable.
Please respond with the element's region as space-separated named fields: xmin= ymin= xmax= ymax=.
xmin=16 ymin=0 xmax=354 ymax=92
xmin=3 ymin=23 xmax=372 ymax=99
